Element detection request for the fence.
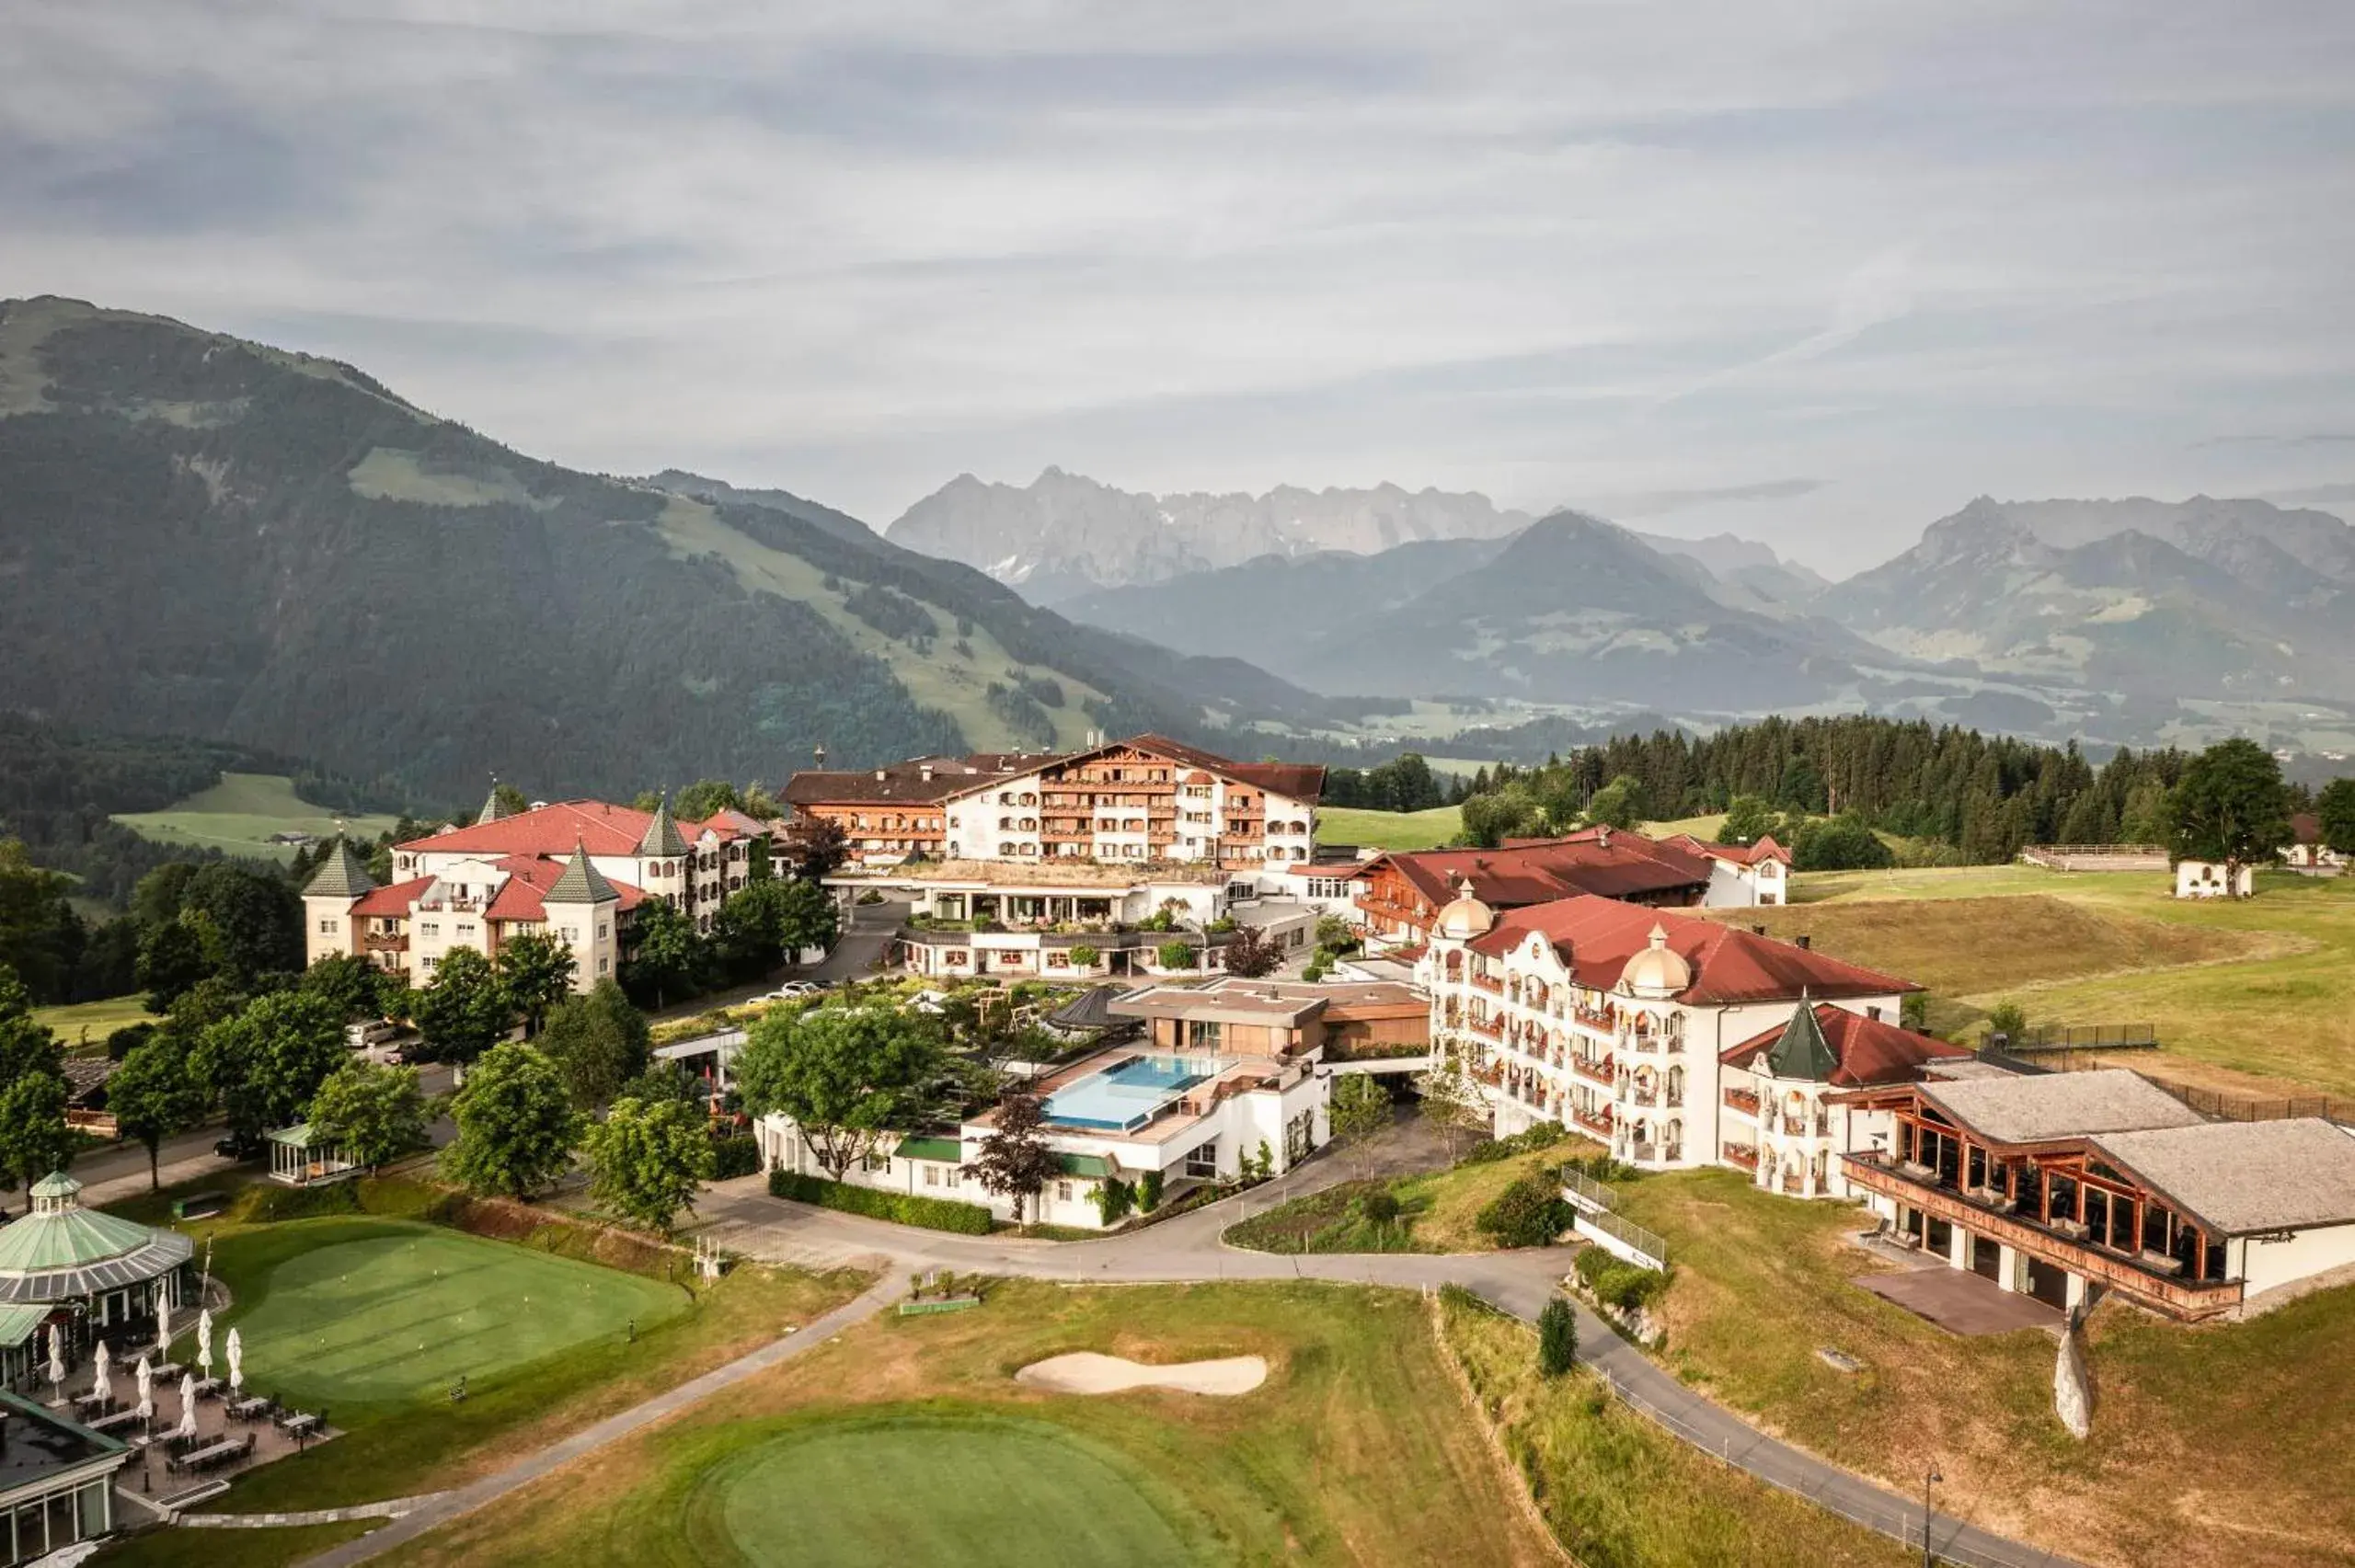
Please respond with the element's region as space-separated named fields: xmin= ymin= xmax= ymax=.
xmin=2005 ymin=1023 xmax=2158 ymax=1053
xmin=1557 ymin=1168 xmax=1670 ymax=1270
xmin=2155 ymin=1082 xmax=2355 ymax=1127
xmin=2019 ymin=844 xmax=2170 ymax=873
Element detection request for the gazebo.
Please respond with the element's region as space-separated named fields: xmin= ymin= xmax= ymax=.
xmin=0 ymin=1173 xmax=193 ymax=1385
xmin=266 ymin=1125 xmax=361 ymax=1187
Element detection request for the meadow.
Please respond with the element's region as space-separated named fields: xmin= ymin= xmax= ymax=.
xmin=1751 ymin=864 xmax=2355 ymax=1097
xmin=112 ymin=772 xmax=399 ymax=863
xmin=1314 ymin=803 xmax=1464 ymax=852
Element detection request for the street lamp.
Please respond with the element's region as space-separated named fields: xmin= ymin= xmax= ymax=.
xmin=1921 ymin=1463 xmax=1944 ymax=1568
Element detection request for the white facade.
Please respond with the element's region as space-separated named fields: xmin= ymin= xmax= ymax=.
xmin=2175 ymin=860 xmax=2255 ymax=898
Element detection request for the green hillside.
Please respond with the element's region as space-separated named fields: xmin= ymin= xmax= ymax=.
xmin=114 ymin=772 xmax=399 ymax=862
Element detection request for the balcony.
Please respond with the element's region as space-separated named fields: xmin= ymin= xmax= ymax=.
xmin=1840 ymin=1154 xmax=2246 ymax=1322
xmin=1723 ymin=1142 xmax=1759 ymax=1172
xmin=1571 ymin=1055 xmax=1614 ymax=1087
xmin=1722 ymin=1088 xmax=1759 ymax=1118
xmin=1570 ymin=1106 xmax=1613 ymax=1138
xmin=362 ymin=932 xmax=408 ymax=954
xmin=1465 ymin=1015 xmax=1503 ymax=1040
xmin=1469 ymin=973 xmax=1502 ymax=995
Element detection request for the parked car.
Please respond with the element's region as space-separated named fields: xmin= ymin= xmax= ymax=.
xmin=213 ymin=1132 xmax=265 ymax=1161
xmin=759 ymin=981 xmax=821 ymax=1001
xmin=345 ymin=1019 xmax=401 ymax=1049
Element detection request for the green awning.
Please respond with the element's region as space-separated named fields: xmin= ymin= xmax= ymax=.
xmin=1055 ymin=1154 xmax=1112 ymax=1180
xmin=0 ymin=1304 xmax=47 ymax=1349
xmin=895 ymin=1136 xmax=964 ymax=1163
xmin=268 ymin=1124 xmax=321 ymax=1148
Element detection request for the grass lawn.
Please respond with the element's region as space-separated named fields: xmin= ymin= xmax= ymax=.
xmin=33 ymin=994 xmax=162 ymax=1045
xmin=1315 ymin=804 xmax=1464 ymax=852
xmin=134 ymin=1180 xmax=868 ymax=1518
xmin=1767 ymin=864 xmax=2355 ymax=1097
xmin=1642 ymin=812 xmax=1729 ymax=841
xmin=1438 ymin=1290 xmax=1904 ymax=1568
xmin=1607 ymin=1166 xmax=2355 ymax=1568
xmin=227 ymin=1222 xmax=686 ymax=1408
xmin=113 ymin=773 xmax=399 ymax=863
xmin=1226 ymin=1138 xmax=1595 ymax=1254
xmin=99 ymin=1520 xmax=378 ymax=1567
xmin=381 ymin=1279 xmax=1559 ymax=1568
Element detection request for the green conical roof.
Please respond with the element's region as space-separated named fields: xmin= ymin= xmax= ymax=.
xmin=302 ymin=837 xmax=375 ymax=899
xmin=546 ymin=841 xmax=619 ymax=905
xmin=0 ymin=1174 xmax=192 ymax=1300
xmin=28 ymin=1173 xmax=77 ymax=1202
xmin=638 ymin=795 xmax=688 ymax=858
xmin=477 ymin=778 xmax=511 ymax=826
xmin=1765 ymin=1001 xmax=1840 ymax=1082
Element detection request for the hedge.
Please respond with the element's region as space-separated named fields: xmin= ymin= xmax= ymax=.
xmin=711 ymin=1135 xmax=762 ymax=1181
xmin=768 ymin=1169 xmax=994 ymax=1234
xmin=1461 ymin=1121 xmax=1569 ymax=1165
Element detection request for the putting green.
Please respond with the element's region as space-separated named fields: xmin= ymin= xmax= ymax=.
xmin=701 ymin=1413 xmax=1207 ymax=1567
xmin=233 ymin=1224 xmax=684 ymax=1405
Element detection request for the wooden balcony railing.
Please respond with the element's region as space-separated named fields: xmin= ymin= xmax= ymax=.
xmin=1723 ymin=1088 xmax=1759 ymax=1116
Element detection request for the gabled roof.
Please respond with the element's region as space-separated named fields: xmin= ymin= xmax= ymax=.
xmin=546 ymin=843 xmax=621 ymax=905
xmin=484 ymin=854 xmax=644 ymax=922
xmin=1368 ymin=832 xmax=1710 ymax=911
xmin=1916 ymin=1068 xmax=2202 ymax=1148
xmin=398 ymin=799 xmax=749 ymax=859
xmin=1470 ymin=896 xmax=1915 ymax=1005
xmin=1110 ymin=734 xmax=1325 ymax=805
xmin=350 ymin=876 xmax=437 ymax=917
xmin=1723 ymin=1002 xmax=1971 ymax=1087
xmin=1661 ymin=831 xmax=1793 ymax=868
xmin=2088 ymin=1119 xmax=2355 ymax=1235
xmin=302 ymin=838 xmax=376 ymax=900
xmin=638 ymin=796 xmax=688 ymax=858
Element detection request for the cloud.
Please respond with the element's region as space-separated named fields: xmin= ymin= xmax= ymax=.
xmin=3 ymin=2 xmax=2352 ymax=575
xmin=1576 ymin=479 xmax=1829 ymax=518
xmin=2265 ymin=482 xmax=2355 ymax=505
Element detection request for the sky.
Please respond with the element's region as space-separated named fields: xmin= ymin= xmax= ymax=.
xmin=7 ymin=1 xmax=2355 ymax=576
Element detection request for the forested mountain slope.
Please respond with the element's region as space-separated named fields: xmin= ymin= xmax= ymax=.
xmin=0 ymin=298 xmax=1335 ymax=800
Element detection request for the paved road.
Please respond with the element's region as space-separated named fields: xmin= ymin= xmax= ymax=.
xmin=293 ymin=1121 xmax=2082 ymax=1568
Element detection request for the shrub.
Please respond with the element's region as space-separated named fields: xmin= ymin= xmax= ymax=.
xmin=1155 ymin=941 xmax=1198 ymax=970
xmin=1094 ymin=1176 xmax=1135 ymax=1225
xmin=766 ymin=1169 xmax=994 ymax=1234
xmin=1573 ymin=1246 xmax=1669 ymax=1310
xmin=1301 ymin=957 xmax=1329 ymax=981
xmin=710 ymin=1134 xmax=762 ymax=1180
xmin=1358 ymin=1188 xmax=1402 ymax=1226
xmin=1537 ymin=1297 xmax=1577 ymax=1377
xmin=106 ymin=1022 xmax=156 ymax=1062
xmin=1476 ymin=1174 xmax=1569 ymax=1248
xmin=1462 ymin=1121 xmax=1569 ymax=1164
xmin=1137 ymin=1169 xmax=1164 ymax=1213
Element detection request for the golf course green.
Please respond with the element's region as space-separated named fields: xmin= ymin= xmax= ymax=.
xmin=229 ymin=1220 xmax=684 ymax=1407
xmin=697 ymin=1413 xmax=1210 ymax=1568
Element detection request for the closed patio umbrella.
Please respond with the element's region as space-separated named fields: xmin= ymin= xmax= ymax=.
xmin=225 ymin=1327 xmax=243 ymax=1393
xmin=155 ymin=1298 xmax=172 ymax=1359
xmin=195 ymin=1307 xmax=213 ymax=1378
xmin=89 ymin=1339 xmax=110 ymax=1402
xmin=175 ymin=1373 xmax=198 ymax=1441
xmin=134 ymin=1356 xmax=155 ymax=1424
xmin=45 ymin=1326 xmax=65 ymax=1402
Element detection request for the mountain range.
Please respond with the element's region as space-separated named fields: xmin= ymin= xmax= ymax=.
xmin=0 ymin=297 xmax=1339 ymax=801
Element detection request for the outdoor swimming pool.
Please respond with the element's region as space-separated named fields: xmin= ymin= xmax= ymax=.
xmin=1043 ymin=1055 xmax=1220 ymax=1133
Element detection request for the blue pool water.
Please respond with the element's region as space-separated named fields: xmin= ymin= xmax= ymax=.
xmin=1044 ymin=1055 xmax=1215 ymax=1133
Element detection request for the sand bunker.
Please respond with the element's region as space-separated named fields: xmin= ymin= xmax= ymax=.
xmin=1015 ymin=1352 xmax=1268 ymax=1397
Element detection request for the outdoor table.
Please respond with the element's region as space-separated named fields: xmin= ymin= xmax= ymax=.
xmin=148 ymin=1362 xmax=182 ymax=1381
xmin=168 ymin=1438 xmax=241 ymax=1473
xmin=86 ymin=1409 xmax=143 ymax=1435
xmin=281 ymin=1413 xmax=320 ymax=1439
xmin=190 ymin=1378 xmax=224 ymax=1401
xmin=228 ymin=1397 xmax=272 ymax=1423
xmin=70 ymin=1392 xmax=110 ymax=1413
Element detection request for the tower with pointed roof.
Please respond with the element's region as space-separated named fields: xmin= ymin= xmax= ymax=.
xmin=632 ymin=792 xmax=694 ymax=922
xmin=477 ymin=775 xmax=511 ymax=826
xmin=544 ymin=841 xmax=623 ymax=987
xmin=300 ymin=837 xmax=378 ymax=967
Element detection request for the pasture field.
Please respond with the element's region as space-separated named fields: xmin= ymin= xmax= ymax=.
xmin=1747 ymin=864 xmax=2355 ymax=1097
xmin=32 ymin=994 xmax=162 ymax=1044
xmin=1314 ymin=803 xmax=1464 ymax=851
xmin=113 ymin=772 xmax=399 ymax=862
xmin=1608 ymin=1166 xmax=2355 ymax=1568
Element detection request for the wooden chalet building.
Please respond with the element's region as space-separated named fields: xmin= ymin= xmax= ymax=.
xmin=1355 ymin=828 xmax=1788 ymax=950
xmin=788 ymin=734 xmax=1324 ymax=890
xmin=1837 ymin=1069 xmax=2355 ymax=1321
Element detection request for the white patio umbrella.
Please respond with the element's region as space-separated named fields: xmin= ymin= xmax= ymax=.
xmin=195 ymin=1307 xmax=213 ymax=1378
xmin=155 ymin=1297 xmax=173 ymax=1359
xmin=89 ymin=1339 xmax=110 ymax=1402
xmin=45 ymin=1326 xmax=65 ymax=1402
xmin=174 ymin=1373 xmax=198 ymax=1441
xmin=134 ymin=1356 xmax=155 ymax=1424
xmin=225 ymin=1327 xmax=243 ymax=1393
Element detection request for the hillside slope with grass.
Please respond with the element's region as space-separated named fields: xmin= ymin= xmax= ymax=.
xmin=0 ymin=296 xmax=1337 ymax=801
xmin=113 ymin=772 xmax=398 ymax=861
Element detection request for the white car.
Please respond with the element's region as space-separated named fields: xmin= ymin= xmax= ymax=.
xmin=760 ymin=981 xmax=821 ymax=1001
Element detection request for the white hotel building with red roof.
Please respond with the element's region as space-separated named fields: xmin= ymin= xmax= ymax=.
xmin=1418 ymin=888 xmax=1972 ymax=1195
xmin=300 ymin=790 xmax=768 ymax=991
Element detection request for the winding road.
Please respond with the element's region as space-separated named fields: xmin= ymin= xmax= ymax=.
xmin=293 ymin=1122 xmax=2085 ymax=1568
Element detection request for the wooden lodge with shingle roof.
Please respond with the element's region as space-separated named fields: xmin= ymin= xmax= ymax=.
xmin=1836 ymin=1069 xmax=2355 ymax=1320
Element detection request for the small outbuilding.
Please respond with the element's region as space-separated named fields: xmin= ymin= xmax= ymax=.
xmin=0 ymin=1173 xmax=194 ymax=1381
xmin=0 ymin=1390 xmax=132 ymax=1562
xmin=266 ymin=1125 xmax=362 ymax=1187
xmin=2174 ymin=860 xmax=2254 ymax=899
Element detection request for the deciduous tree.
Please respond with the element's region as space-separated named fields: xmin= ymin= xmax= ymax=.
xmin=308 ymin=1058 xmax=429 ymax=1172
xmin=107 ymin=1036 xmax=205 ymax=1189
xmin=495 ymin=930 xmax=578 ymax=1036
xmin=1221 ymin=924 xmax=1282 ymax=979
xmin=1414 ymin=1059 xmax=1491 ymax=1160
xmin=960 ymin=1092 xmax=1062 ymax=1223
xmin=537 ymin=979 xmax=653 ymax=1110
xmin=734 ymin=1003 xmax=947 ymax=1182
xmin=442 ymin=1043 xmax=580 ymax=1198
xmin=298 ymin=954 xmax=384 ymax=1022
xmin=0 ymin=1073 xmax=73 ymax=1200
xmin=2314 ymin=777 xmax=2355 ymax=859
xmin=192 ymin=990 xmax=348 ymax=1141
xmin=413 ymin=947 xmax=512 ymax=1067
xmin=2169 ymin=738 xmax=2291 ymax=890
xmin=620 ymin=900 xmax=712 ymax=1010
xmin=1327 ymin=1073 xmax=1392 ymax=1179
xmin=583 ymin=1094 xmax=716 ymax=1232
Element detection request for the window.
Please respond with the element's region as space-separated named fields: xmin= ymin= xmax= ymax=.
xmin=1055 ymin=1182 xmax=1074 ymax=1202
xmin=317 ymin=918 xmax=339 ymax=933
xmin=421 ymin=956 xmax=439 ymax=971
xmin=598 ymin=957 xmax=610 ymax=975
xmin=1186 ymin=1018 xmax=1223 ymax=1049
xmin=923 ymin=1166 xmax=941 ymax=1187
xmin=420 ymin=921 xmax=441 ymax=937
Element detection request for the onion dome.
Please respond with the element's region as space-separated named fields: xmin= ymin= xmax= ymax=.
xmin=1432 ymin=876 xmax=1496 ymax=940
xmin=1620 ymin=923 xmax=1693 ymax=999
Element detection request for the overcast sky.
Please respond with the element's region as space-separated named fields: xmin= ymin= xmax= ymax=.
xmin=8 ymin=1 xmax=2354 ymax=574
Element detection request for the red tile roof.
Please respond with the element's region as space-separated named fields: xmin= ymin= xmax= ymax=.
xmin=350 ymin=876 xmax=436 ymax=917
xmin=483 ymin=855 xmax=648 ymax=922
xmin=783 ymin=734 xmax=1327 ymax=811
xmin=398 ymin=800 xmax=746 ymax=857
xmin=1661 ymin=831 xmax=1793 ymax=867
xmin=1468 ymin=895 xmax=1915 ymax=1005
xmin=1720 ymin=1002 xmax=1970 ymax=1087
xmin=1366 ymin=830 xmax=1709 ymax=910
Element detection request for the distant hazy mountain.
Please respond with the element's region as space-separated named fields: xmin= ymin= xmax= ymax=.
xmin=0 ymin=298 xmax=1337 ymax=799
xmin=1837 ymin=495 xmax=2355 ymax=697
xmin=887 ymin=469 xmax=1542 ymax=600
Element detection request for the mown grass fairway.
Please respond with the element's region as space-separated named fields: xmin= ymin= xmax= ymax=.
xmin=1609 ymin=1166 xmax=2355 ymax=1568
xmin=1758 ymin=864 xmax=2355 ymax=1096
xmin=233 ymin=1223 xmax=684 ymax=1407
xmin=383 ymin=1280 xmax=1560 ymax=1568
xmin=1315 ymin=803 xmax=1462 ymax=851
xmin=695 ymin=1413 xmax=1202 ymax=1567
xmin=113 ymin=772 xmax=398 ymax=862
xmin=32 ymin=993 xmax=162 ymax=1043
